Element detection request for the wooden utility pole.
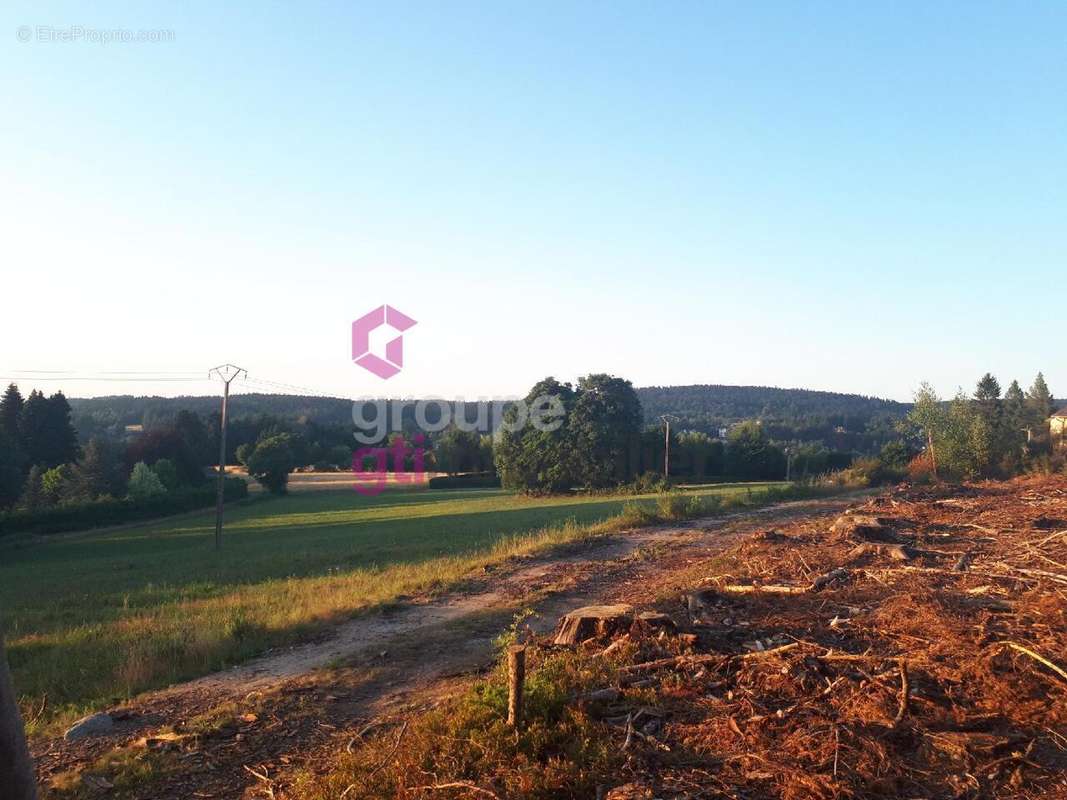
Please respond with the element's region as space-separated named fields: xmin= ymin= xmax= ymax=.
xmin=506 ymin=645 xmax=526 ymax=729
xmin=210 ymin=364 xmax=246 ymax=551
xmin=0 ymin=637 xmax=36 ymax=800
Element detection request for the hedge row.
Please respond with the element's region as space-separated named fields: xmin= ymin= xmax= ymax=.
xmin=0 ymin=477 xmax=250 ymax=537
xmin=427 ymin=472 xmax=502 ymax=490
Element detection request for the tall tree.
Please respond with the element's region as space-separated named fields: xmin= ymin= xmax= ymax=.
xmin=1004 ymin=380 xmax=1026 ymax=429
xmin=1026 ymin=372 xmax=1054 ymax=423
xmin=907 ymin=383 xmax=944 ymax=479
xmin=724 ymin=421 xmax=786 ymax=479
xmin=246 ymin=433 xmax=296 ymax=494
xmin=17 ymin=391 xmax=49 ymax=468
xmin=0 ymin=430 xmax=23 ymax=509
xmin=972 ymin=373 xmax=1003 ymax=476
xmin=569 ymin=374 xmax=643 ymax=488
xmin=974 ymin=373 xmax=1001 ymax=404
xmin=433 ymin=427 xmax=483 ymax=475
xmin=20 ymin=391 xmax=80 ymax=469
xmin=0 ymin=384 xmax=24 ymax=440
xmin=75 ymin=437 xmax=127 ymax=499
xmin=44 ymin=392 xmax=81 ymax=467
xmin=1001 ymin=379 xmax=1028 ymax=471
xmin=495 ymin=378 xmax=578 ymax=494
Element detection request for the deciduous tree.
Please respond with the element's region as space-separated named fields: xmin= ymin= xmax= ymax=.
xmin=127 ymin=461 xmax=167 ymax=500
xmin=246 ymin=433 xmax=296 ymax=494
xmin=570 ymin=374 xmax=642 ymax=488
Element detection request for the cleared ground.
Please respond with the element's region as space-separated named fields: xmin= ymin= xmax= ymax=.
xmin=0 ymin=480 xmax=785 ymax=729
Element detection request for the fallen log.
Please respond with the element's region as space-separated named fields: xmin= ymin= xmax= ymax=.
xmin=721 ymin=584 xmax=807 ymax=595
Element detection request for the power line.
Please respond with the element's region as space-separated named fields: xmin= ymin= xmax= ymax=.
xmin=0 ymin=375 xmax=208 ymax=382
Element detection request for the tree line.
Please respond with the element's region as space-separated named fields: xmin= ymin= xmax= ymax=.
xmin=0 ymin=383 xmax=223 ymax=512
xmin=493 ymin=375 xmax=800 ymax=493
xmin=908 ymin=372 xmax=1056 ymax=480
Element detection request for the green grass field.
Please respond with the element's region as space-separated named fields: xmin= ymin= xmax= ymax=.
xmin=0 ymin=481 xmax=789 ymax=731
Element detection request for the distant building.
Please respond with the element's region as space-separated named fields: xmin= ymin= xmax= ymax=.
xmin=1051 ymin=408 xmax=1067 ymax=443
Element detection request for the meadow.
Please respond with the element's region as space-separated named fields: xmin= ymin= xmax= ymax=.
xmin=0 ymin=481 xmax=789 ymax=731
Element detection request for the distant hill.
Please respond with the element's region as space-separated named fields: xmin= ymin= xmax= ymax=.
xmin=69 ymin=384 xmax=910 ymax=453
xmin=636 ymin=384 xmax=910 ymax=452
xmin=636 ymin=384 xmax=909 ymax=428
xmin=69 ymin=393 xmax=356 ymax=428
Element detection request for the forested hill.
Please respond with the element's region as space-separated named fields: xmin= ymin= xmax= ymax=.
xmin=636 ymin=384 xmax=910 ymax=451
xmin=637 ymin=384 xmax=909 ymax=428
xmin=70 ymin=384 xmax=913 ymax=439
xmin=69 ymin=393 xmax=357 ymax=429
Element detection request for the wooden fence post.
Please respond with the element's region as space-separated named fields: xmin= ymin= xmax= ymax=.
xmin=507 ymin=645 xmax=526 ymax=730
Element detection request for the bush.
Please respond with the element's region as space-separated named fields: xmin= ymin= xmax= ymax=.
xmin=906 ymin=453 xmax=936 ymax=484
xmin=0 ymin=477 xmax=249 ymax=537
xmin=128 ymin=461 xmax=167 ymax=500
xmin=628 ymin=470 xmax=668 ymax=494
xmin=656 ymin=491 xmax=703 ymax=520
xmin=427 ymin=471 xmax=501 ymax=490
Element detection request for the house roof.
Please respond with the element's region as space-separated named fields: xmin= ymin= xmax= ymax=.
xmin=1052 ymin=406 xmax=1067 ymax=418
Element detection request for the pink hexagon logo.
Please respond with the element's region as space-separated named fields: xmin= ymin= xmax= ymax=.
xmin=352 ymin=305 xmax=417 ymax=379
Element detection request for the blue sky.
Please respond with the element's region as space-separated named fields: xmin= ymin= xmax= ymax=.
xmin=2 ymin=2 xmax=1064 ymax=402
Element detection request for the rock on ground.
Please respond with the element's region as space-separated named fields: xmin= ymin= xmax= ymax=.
xmin=63 ymin=712 xmax=114 ymax=742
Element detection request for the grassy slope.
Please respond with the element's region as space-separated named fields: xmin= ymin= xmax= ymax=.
xmin=0 ymin=482 xmax=783 ymax=730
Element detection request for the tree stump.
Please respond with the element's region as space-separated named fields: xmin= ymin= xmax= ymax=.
xmin=830 ymin=513 xmax=902 ymax=544
xmin=553 ymin=604 xmax=634 ymax=646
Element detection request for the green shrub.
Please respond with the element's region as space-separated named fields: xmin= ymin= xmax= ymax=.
xmin=0 ymin=477 xmax=249 ymax=537
xmin=427 ymin=472 xmax=501 ymax=489
xmin=628 ymin=470 xmax=668 ymax=494
xmin=655 ymin=491 xmax=702 ymax=520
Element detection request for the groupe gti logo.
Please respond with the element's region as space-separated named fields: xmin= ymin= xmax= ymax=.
xmin=351 ymin=305 xmax=417 ymax=380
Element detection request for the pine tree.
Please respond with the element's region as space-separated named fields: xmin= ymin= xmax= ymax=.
xmin=0 ymin=430 xmax=22 ymax=509
xmin=75 ymin=438 xmax=126 ymax=499
xmin=1001 ymin=379 xmax=1028 ymax=470
xmin=975 ymin=373 xmax=1001 ymax=403
xmin=0 ymin=384 xmax=23 ymax=440
xmin=968 ymin=374 xmax=1002 ymax=476
xmin=45 ymin=391 xmax=81 ymax=467
xmin=1004 ymin=380 xmax=1025 ymax=423
xmin=18 ymin=390 xmax=50 ymax=468
xmin=1026 ymin=372 xmax=1054 ymax=421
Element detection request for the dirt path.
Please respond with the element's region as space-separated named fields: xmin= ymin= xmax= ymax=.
xmin=33 ymin=492 xmax=871 ymax=798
